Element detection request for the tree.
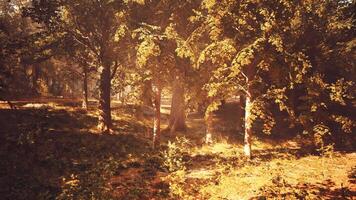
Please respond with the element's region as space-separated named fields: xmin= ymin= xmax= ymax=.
xmin=195 ymin=0 xmax=355 ymax=158
xmin=67 ymin=49 xmax=97 ymax=109
xmin=161 ymin=0 xmax=203 ymax=133
xmin=131 ymin=0 xmax=205 ymax=133
xmin=26 ymin=0 xmax=132 ymax=133
xmin=168 ymin=71 xmax=187 ymax=133
xmin=132 ymin=24 xmax=168 ymax=148
xmin=280 ymin=0 xmax=355 ymax=151
xmin=0 ymin=0 xmax=66 ymax=99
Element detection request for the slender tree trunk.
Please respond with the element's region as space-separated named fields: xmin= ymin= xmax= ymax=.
xmin=168 ymin=77 xmax=186 ymax=133
xmin=236 ymin=95 xmax=244 ymax=132
xmin=152 ymin=84 xmax=161 ymax=149
xmin=31 ymin=65 xmax=39 ymax=95
xmin=197 ymin=102 xmax=206 ymax=115
xmin=97 ymin=61 xmax=112 ymax=133
xmin=244 ymin=83 xmax=252 ymax=159
xmin=82 ymin=65 xmax=89 ymax=109
xmin=205 ymin=113 xmax=214 ymax=144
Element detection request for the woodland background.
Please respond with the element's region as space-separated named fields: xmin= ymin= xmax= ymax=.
xmin=0 ymin=0 xmax=355 ymax=199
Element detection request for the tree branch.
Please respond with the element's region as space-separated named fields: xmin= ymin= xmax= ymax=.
xmin=111 ymin=60 xmax=120 ymax=79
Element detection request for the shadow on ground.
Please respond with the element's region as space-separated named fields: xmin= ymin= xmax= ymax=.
xmin=0 ymin=107 xmax=152 ymax=200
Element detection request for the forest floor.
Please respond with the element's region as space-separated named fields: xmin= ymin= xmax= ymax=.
xmin=0 ymin=98 xmax=355 ymax=200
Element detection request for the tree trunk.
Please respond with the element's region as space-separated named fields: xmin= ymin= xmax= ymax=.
xmin=82 ymin=65 xmax=89 ymax=109
xmin=244 ymin=84 xmax=252 ymax=159
xmin=97 ymin=61 xmax=112 ymax=133
xmin=205 ymin=113 xmax=213 ymax=144
xmin=168 ymin=78 xmax=186 ymax=133
xmin=142 ymin=80 xmax=153 ymax=107
xmin=152 ymin=84 xmax=161 ymax=149
xmin=197 ymin=102 xmax=206 ymax=115
xmin=31 ymin=65 xmax=39 ymax=95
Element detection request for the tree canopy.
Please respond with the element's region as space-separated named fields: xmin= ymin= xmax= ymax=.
xmin=0 ymin=0 xmax=355 ymax=199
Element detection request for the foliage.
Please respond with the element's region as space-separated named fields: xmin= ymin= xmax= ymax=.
xmin=0 ymin=102 xmax=154 ymax=199
xmin=0 ymin=0 xmax=355 ymax=198
xmin=259 ymin=174 xmax=319 ymax=199
xmin=162 ymin=137 xmax=191 ymax=199
xmin=312 ymin=124 xmax=335 ymax=157
xmin=192 ymin=0 xmax=355 ymax=151
xmin=57 ymin=158 xmax=119 ymax=200
xmin=162 ymin=137 xmax=190 ymax=172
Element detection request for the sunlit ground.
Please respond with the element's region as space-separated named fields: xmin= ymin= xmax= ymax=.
xmin=0 ymin=99 xmax=355 ymax=199
xmin=160 ymin=133 xmax=355 ymax=199
xmin=193 ymin=148 xmax=355 ymax=199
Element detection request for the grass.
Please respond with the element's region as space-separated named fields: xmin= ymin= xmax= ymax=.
xmin=160 ymin=133 xmax=355 ymax=199
xmin=0 ymin=99 xmax=354 ymax=199
xmin=0 ymin=99 xmax=153 ymax=199
xmin=196 ymin=151 xmax=355 ymax=199
xmin=160 ymin=102 xmax=355 ymax=200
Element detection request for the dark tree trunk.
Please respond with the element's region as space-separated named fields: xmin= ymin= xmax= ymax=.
xmin=31 ymin=65 xmax=39 ymax=94
xmin=97 ymin=61 xmax=112 ymax=133
xmin=168 ymin=78 xmax=186 ymax=133
xmin=152 ymin=84 xmax=161 ymax=149
xmin=197 ymin=102 xmax=206 ymax=115
xmin=220 ymin=99 xmax=226 ymax=106
xmin=82 ymin=65 xmax=89 ymax=109
xmin=142 ymin=80 xmax=153 ymax=107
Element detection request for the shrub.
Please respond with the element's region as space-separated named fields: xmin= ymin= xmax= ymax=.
xmin=57 ymin=157 xmax=119 ymax=200
xmin=162 ymin=137 xmax=192 ymax=199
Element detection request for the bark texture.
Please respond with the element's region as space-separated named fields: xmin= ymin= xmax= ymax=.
xmin=82 ymin=65 xmax=89 ymax=109
xmin=244 ymin=83 xmax=252 ymax=159
xmin=152 ymin=84 xmax=161 ymax=149
xmin=142 ymin=80 xmax=153 ymax=107
xmin=31 ymin=65 xmax=39 ymax=94
xmin=168 ymin=78 xmax=186 ymax=133
xmin=205 ymin=113 xmax=214 ymax=144
xmin=97 ymin=61 xmax=112 ymax=133
xmin=243 ymin=62 xmax=257 ymax=159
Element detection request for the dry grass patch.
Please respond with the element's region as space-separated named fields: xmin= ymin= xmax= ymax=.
xmin=198 ymin=153 xmax=356 ymax=199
